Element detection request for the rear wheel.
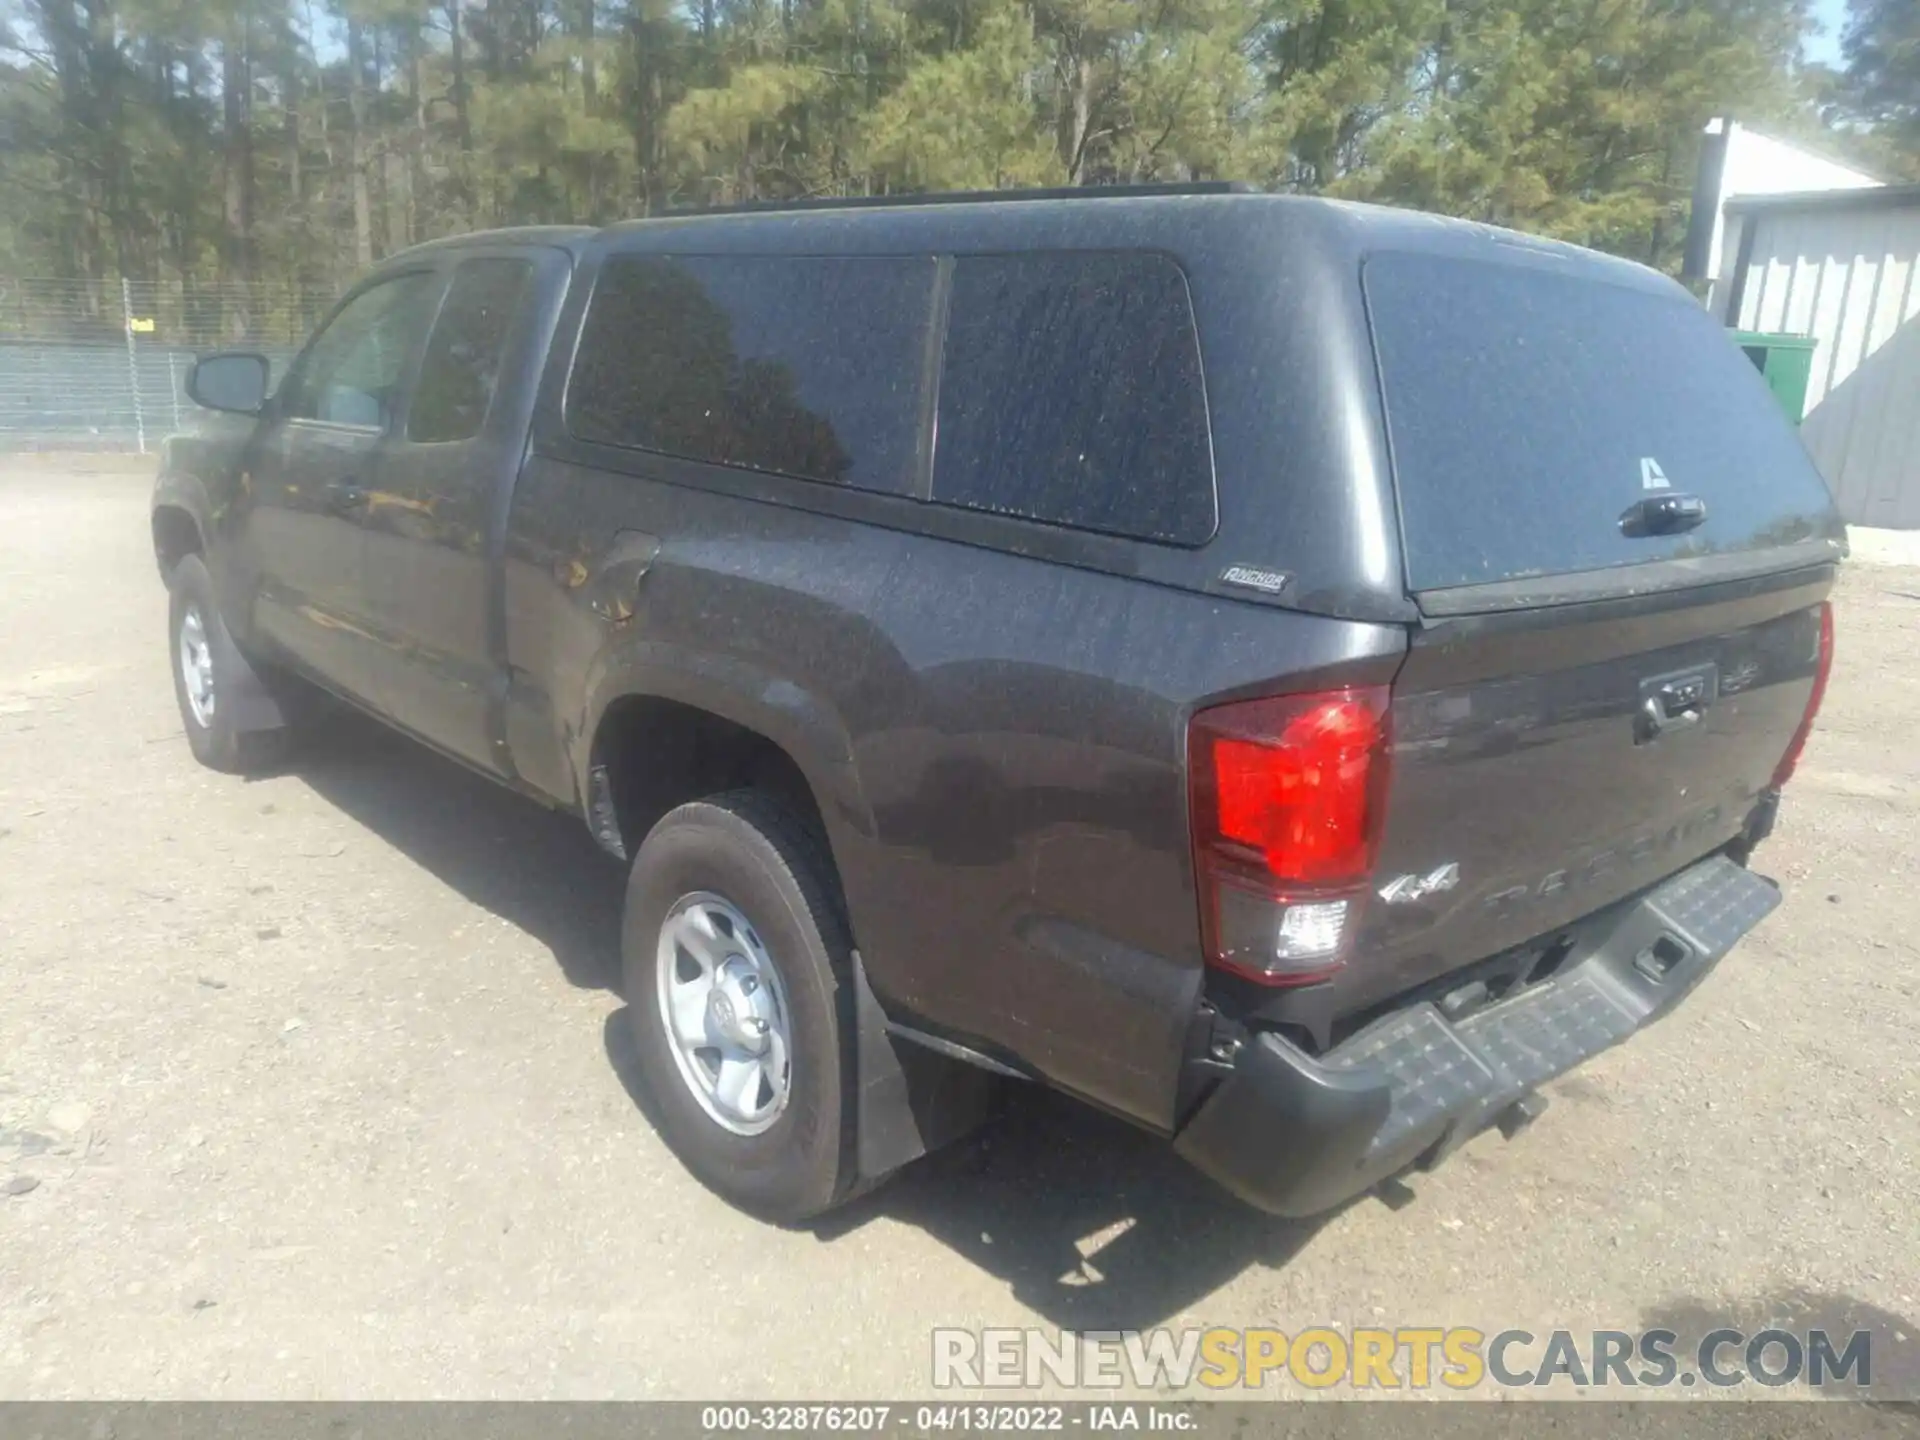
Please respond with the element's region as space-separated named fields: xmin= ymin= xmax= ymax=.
xmin=622 ymin=790 xmax=858 ymax=1223
xmin=167 ymin=553 xmax=292 ymax=774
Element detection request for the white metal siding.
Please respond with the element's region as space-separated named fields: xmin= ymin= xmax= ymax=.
xmin=1696 ymin=120 xmax=1882 ymax=290
xmin=1733 ymin=202 xmax=1920 ymax=529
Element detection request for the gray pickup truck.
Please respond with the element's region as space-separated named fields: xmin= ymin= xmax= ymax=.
xmin=153 ymin=187 xmax=1842 ymax=1224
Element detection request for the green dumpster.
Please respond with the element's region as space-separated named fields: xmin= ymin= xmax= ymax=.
xmin=1730 ymin=331 xmax=1818 ymax=423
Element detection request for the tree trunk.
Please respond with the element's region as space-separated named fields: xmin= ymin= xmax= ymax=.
xmin=38 ymin=0 xmax=100 ymax=283
xmin=347 ymin=18 xmax=373 ymax=269
xmin=1058 ymin=53 xmax=1094 ymax=183
xmin=285 ymin=73 xmax=302 ymax=211
xmin=481 ymin=0 xmax=502 ymax=78
xmin=576 ymin=0 xmax=599 ymax=218
xmin=157 ymin=41 xmax=186 ymax=282
xmin=629 ymin=15 xmax=664 ymax=214
xmin=409 ymin=28 xmax=428 ymax=245
xmin=306 ymin=0 xmax=334 ymax=270
xmin=1648 ymin=139 xmax=1677 ymax=269
xmin=579 ymin=0 xmax=596 ymax=108
xmin=222 ymin=7 xmax=256 ymax=332
xmin=85 ymin=0 xmax=139 ymax=277
xmin=449 ymin=0 xmax=475 ymax=221
xmin=370 ymin=28 xmax=390 ymax=254
xmin=182 ymin=45 xmax=209 ymax=285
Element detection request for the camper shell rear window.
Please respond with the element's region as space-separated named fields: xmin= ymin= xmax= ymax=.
xmin=1365 ymin=251 xmax=1837 ymax=596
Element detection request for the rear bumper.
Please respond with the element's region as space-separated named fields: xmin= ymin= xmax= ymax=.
xmin=1173 ymin=854 xmax=1779 ymax=1217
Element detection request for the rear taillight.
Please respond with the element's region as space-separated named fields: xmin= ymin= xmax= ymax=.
xmin=1188 ymin=687 xmax=1391 ymax=986
xmin=1771 ymin=602 xmax=1834 ymax=789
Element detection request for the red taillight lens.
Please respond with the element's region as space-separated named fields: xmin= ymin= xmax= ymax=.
xmin=1771 ymin=602 xmax=1833 ymax=789
xmin=1189 ymin=687 xmax=1391 ymax=985
xmin=1207 ymin=696 xmax=1385 ymax=884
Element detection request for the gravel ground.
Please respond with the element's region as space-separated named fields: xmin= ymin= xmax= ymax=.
xmin=1 ymin=462 xmax=1916 ymax=1402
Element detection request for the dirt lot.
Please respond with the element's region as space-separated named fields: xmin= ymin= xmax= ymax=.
xmin=2 ymin=461 xmax=1917 ymax=1401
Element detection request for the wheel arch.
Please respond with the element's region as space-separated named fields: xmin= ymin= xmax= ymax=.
xmin=151 ymin=465 xmax=217 ymax=582
xmin=578 ymin=664 xmax=870 ymax=874
xmin=585 ymin=672 xmax=1003 ymax=1191
xmin=152 ymin=503 xmax=204 ymax=576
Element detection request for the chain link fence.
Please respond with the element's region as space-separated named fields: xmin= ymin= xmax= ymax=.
xmin=0 ymin=277 xmax=335 ymax=453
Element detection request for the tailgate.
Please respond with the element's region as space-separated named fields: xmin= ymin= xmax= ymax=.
xmin=1356 ymin=572 xmax=1828 ymax=1001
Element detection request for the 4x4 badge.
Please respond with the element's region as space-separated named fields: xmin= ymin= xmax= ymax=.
xmin=1218 ymin=564 xmax=1291 ymax=595
xmin=1379 ymin=863 xmax=1461 ymax=904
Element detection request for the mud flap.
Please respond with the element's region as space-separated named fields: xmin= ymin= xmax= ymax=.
xmin=851 ymin=951 xmax=1004 ymax=1182
xmin=183 ymin=574 xmax=288 ymax=735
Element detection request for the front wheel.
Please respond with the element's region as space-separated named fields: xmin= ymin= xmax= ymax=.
xmin=167 ymin=553 xmax=292 ymax=774
xmin=621 ymin=790 xmax=859 ymax=1223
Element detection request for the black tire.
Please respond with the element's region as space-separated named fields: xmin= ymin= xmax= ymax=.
xmin=166 ymin=552 xmax=292 ymax=774
xmin=622 ymin=790 xmax=858 ymax=1223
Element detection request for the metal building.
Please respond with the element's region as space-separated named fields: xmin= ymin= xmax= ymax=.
xmin=1711 ymin=185 xmax=1920 ymax=530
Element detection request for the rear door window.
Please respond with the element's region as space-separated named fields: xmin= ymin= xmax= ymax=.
xmin=566 ymin=254 xmax=936 ymax=494
xmin=1366 ymin=251 xmax=1836 ymax=595
xmin=932 ymin=252 xmax=1216 ymax=545
xmin=408 ymin=257 xmax=534 ymax=443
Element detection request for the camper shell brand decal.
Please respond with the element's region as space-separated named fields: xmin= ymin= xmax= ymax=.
xmin=1218 ymin=565 xmax=1291 ymax=595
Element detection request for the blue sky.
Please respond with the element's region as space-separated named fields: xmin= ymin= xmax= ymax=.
xmin=1805 ymin=0 xmax=1850 ymax=66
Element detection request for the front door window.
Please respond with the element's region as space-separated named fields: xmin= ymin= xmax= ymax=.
xmin=281 ymin=273 xmax=439 ymax=430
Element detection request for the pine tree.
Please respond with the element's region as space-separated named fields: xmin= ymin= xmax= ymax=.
xmin=1836 ymin=0 xmax=1920 ymax=174
xmin=0 ymin=0 xmax=1903 ymax=294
